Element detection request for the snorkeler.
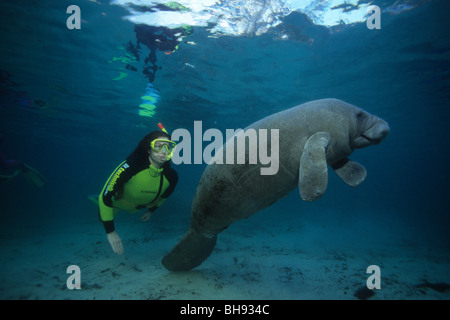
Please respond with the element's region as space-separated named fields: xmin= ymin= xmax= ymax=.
xmin=97 ymin=124 xmax=178 ymax=255
xmin=0 ymin=135 xmax=46 ymax=188
xmin=135 ymin=24 xmax=193 ymax=82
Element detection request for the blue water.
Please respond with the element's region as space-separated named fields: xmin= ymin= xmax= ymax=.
xmin=0 ymin=0 xmax=449 ymax=300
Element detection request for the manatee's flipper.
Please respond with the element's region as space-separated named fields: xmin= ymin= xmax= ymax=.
xmin=22 ymin=164 xmax=46 ymax=188
xmin=331 ymin=158 xmax=367 ymax=187
xmin=162 ymin=227 xmax=217 ymax=271
xmin=299 ymin=132 xmax=331 ymax=201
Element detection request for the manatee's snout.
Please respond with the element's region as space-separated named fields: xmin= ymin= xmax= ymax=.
xmin=354 ymin=118 xmax=390 ymax=148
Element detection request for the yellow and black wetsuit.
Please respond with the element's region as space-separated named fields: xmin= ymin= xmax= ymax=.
xmin=98 ymin=152 xmax=178 ymax=233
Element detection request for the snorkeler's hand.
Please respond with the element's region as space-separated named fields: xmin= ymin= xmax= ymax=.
xmin=140 ymin=210 xmax=153 ymax=222
xmin=107 ymin=231 xmax=124 ymax=255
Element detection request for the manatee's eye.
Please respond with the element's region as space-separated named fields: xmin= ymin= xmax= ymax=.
xmin=356 ymin=111 xmax=366 ymax=121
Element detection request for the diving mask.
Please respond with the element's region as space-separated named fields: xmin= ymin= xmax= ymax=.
xmin=150 ymin=139 xmax=176 ymax=160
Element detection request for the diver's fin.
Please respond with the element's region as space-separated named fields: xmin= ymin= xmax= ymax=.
xmin=0 ymin=169 xmax=21 ymax=180
xmin=22 ymin=164 xmax=46 ymax=188
xmin=331 ymin=158 xmax=367 ymax=187
xmin=299 ymin=132 xmax=330 ymax=201
xmin=162 ymin=227 xmax=217 ymax=271
xmin=88 ymin=194 xmax=99 ymax=205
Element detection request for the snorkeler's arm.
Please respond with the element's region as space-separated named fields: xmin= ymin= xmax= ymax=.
xmin=102 ymin=158 xmax=144 ymax=207
xmin=99 ymin=161 xmax=135 ymax=234
xmin=152 ymin=167 xmax=179 ymax=207
xmin=153 ymin=167 xmax=178 ymax=208
xmin=161 ymin=167 xmax=178 ymax=199
xmin=141 ymin=168 xmax=178 ymax=219
xmin=102 ymin=162 xmax=130 ymax=207
xmin=100 ymin=156 xmax=148 ymax=233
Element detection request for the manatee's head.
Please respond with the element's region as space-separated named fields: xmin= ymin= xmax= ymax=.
xmin=353 ymin=109 xmax=390 ymax=149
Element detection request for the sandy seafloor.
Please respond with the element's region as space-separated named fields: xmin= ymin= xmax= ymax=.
xmin=0 ymin=204 xmax=449 ymax=300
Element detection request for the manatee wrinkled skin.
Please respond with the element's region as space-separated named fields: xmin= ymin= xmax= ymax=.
xmin=162 ymin=99 xmax=390 ymax=271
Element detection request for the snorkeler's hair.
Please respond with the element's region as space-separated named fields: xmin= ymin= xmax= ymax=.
xmin=127 ymin=130 xmax=172 ymax=168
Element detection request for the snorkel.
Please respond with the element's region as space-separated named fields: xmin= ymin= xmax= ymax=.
xmin=155 ymin=123 xmax=176 ymax=161
xmin=158 ymin=122 xmax=168 ymax=134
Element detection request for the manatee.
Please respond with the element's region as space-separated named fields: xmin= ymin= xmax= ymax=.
xmin=162 ymin=98 xmax=390 ymax=271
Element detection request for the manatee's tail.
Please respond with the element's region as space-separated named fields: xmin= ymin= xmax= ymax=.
xmin=162 ymin=228 xmax=217 ymax=271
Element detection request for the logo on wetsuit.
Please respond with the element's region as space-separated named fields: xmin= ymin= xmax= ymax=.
xmin=105 ymin=163 xmax=130 ymax=194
